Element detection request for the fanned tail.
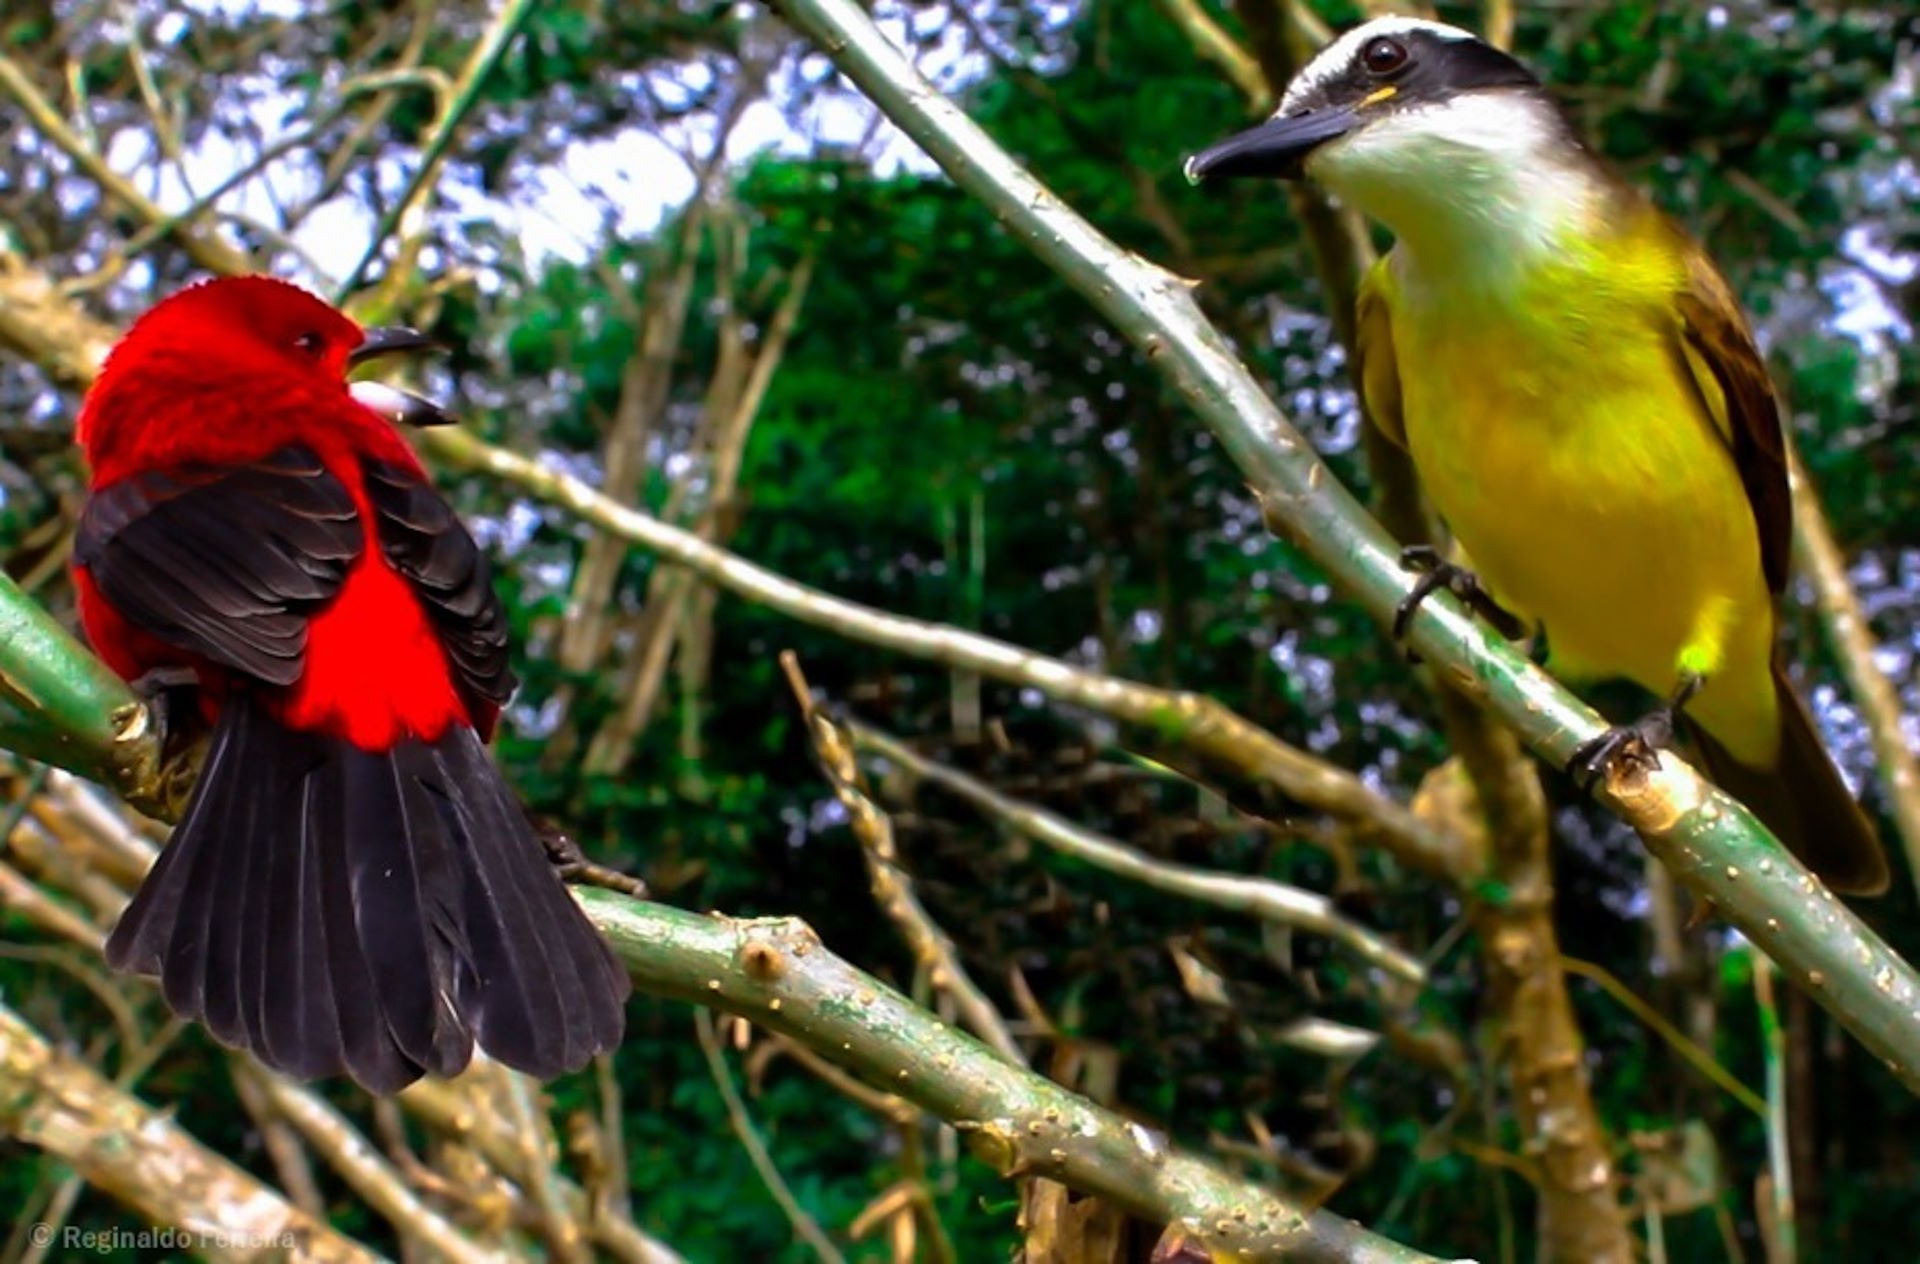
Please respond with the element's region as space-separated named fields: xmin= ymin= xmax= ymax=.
xmin=1685 ymin=660 xmax=1889 ymax=897
xmin=106 ymin=696 xmax=629 ymax=1092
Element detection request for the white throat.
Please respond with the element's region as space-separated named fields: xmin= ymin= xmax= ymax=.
xmin=1308 ymin=92 xmax=1602 ymax=293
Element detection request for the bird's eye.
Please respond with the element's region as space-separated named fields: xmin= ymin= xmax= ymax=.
xmin=293 ymin=331 xmax=325 ymax=356
xmin=1361 ymin=36 xmax=1410 ymax=76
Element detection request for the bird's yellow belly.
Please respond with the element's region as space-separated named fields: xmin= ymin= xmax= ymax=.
xmin=1396 ymin=315 xmax=1774 ymax=713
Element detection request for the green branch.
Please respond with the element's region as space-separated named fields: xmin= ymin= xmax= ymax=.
xmin=0 ymin=573 xmax=154 ymax=800
xmin=762 ymin=0 xmax=1920 ymax=1091
xmin=583 ymin=892 xmax=1456 ymax=1264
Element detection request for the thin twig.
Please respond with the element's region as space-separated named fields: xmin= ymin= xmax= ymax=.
xmin=496 ymin=1064 xmax=589 ymax=1264
xmin=1557 ymin=956 xmax=1765 ymax=1118
xmin=594 ymin=1053 xmax=634 ymax=1223
xmin=14 ymin=1174 xmax=84 ymax=1264
xmin=781 ymin=654 xmax=1028 ymax=1066
xmin=849 ymin=720 xmax=1424 ymax=986
xmin=1751 ymin=958 xmax=1796 ymax=1264
xmin=1154 ymin=0 xmax=1272 ymax=109
xmin=754 ymin=1034 xmax=920 ymax=1125
xmin=257 ymin=1068 xmax=508 ymax=1264
xmin=695 ymin=1010 xmax=848 ymax=1264
xmin=400 ymin=1079 xmax=684 ymax=1264
xmin=1788 ymin=449 xmax=1920 ymax=900
xmin=0 ymin=52 xmax=249 ymax=274
xmin=231 ymin=1066 xmax=327 ymax=1216
xmin=334 ymin=0 xmax=539 ymax=297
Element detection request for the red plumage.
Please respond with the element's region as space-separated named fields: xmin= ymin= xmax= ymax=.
xmin=74 ymin=276 xmax=628 ymax=1092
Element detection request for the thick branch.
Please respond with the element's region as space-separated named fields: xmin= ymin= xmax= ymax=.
xmin=0 ymin=573 xmax=157 ymax=803
xmin=581 ymin=891 xmax=1457 ymax=1263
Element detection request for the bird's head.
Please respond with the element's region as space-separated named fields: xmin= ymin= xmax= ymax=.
xmin=79 ymin=276 xmax=453 ymax=467
xmin=1185 ymin=18 xmax=1596 ymax=265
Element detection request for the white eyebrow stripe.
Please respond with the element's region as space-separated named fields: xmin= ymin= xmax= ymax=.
xmin=1279 ymin=17 xmax=1479 ymax=114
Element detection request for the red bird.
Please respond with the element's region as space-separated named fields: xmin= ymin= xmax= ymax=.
xmin=73 ymin=276 xmax=629 ymax=1092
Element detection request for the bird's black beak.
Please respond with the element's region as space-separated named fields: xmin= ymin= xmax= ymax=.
xmin=347 ymin=326 xmax=456 ymax=427
xmin=1184 ymin=107 xmax=1362 ymax=183
xmin=348 ymin=325 xmax=441 ymax=367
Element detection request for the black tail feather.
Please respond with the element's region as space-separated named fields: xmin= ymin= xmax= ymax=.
xmin=106 ymin=696 xmax=629 ymax=1092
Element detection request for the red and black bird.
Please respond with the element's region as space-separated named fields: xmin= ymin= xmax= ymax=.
xmin=74 ymin=275 xmax=629 ymax=1092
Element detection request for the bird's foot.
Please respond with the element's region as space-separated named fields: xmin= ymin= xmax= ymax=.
xmin=119 ymin=669 xmax=207 ymax=819
xmin=1567 ymin=675 xmax=1704 ymax=791
xmin=527 ymin=808 xmax=650 ymax=899
xmin=1393 ymin=546 xmax=1526 ymax=648
xmin=128 ymin=667 xmax=197 ymax=742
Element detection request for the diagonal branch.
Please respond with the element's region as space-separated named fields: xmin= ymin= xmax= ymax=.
xmin=783 ymin=655 xmax=1028 ymax=1065
xmin=695 ymin=1009 xmax=850 ymax=1264
xmin=252 ymin=1067 xmax=510 ymax=1264
xmin=588 ymin=891 xmax=1455 ymax=1263
xmin=1153 ymin=0 xmax=1271 ymax=109
xmin=421 ymin=426 xmax=1462 ymax=877
xmin=0 ymin=1003 xmax=379 ymax=1262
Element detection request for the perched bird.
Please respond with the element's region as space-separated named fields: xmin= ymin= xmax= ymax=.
xmin=74 ymin=276 xmax=631 ymax=1091
xmin=1186 ymin=18 xmax=1888 ymax=893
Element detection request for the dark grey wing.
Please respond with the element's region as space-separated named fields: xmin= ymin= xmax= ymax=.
xmin=361 ymin=459 xmax=517 ymax=723
xmin=75 ymin=445 xmax=362 ymax=685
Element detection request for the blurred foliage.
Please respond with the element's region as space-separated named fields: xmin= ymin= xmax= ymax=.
xmin=1 ymin=0 xmax=1917 ymax=1260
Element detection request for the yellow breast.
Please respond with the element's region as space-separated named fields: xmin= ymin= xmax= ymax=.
xmin=1382 ymin=241 xmax=1776 ymax=730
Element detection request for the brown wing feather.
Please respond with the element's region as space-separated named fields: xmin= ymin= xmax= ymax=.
xmin=1672 ymin=248 xmax=1793 ymax=595
xmin=1353 ymin=258 xmax=1407 ymax=450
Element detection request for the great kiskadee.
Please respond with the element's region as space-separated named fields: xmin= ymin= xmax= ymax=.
xmin=1186 ymin=17 xmax=1889 ymax=894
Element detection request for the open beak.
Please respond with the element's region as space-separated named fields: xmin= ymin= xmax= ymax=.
xmin=347 ymin=326 xmax=456 ymax=427
xmin=1184 ymin=107 xmax=1362 ymax=183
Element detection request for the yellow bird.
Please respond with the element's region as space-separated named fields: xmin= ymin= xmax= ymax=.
xmin=1186 ymin=17 xmax=1888 ymax=894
